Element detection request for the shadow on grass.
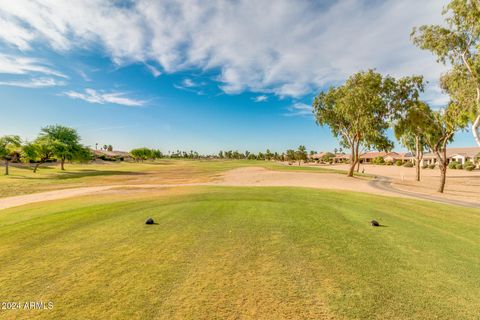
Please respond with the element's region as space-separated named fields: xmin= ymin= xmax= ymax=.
xmin=13 ymin=170 xmax=148 ymax=180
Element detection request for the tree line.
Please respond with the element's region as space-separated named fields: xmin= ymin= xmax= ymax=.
xmin=1 ymin=125 xmax=90 ymax=175
xmin=313 ymin=0 xmax=479 ymax=193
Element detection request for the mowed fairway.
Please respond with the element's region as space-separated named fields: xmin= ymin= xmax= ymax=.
xmin=1 ymin=187 xmax=479 ymax=319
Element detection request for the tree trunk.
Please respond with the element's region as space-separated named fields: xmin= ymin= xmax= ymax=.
xmin=5 ymin=160 xmax=9 ymax=175
xmin=33 ymin=162 xmax=41 ymax=173
xmin=348 ymin=142 xmax=359 ymax=177
xmin=415 ymin=136 xmax=420 ymax=182
xmin=438 ymin=163 xmax=447 ymax=193
xmin=472 ymin=114 xmax=480 ymax=147
xmin=61 ymin=158 xmax=65 ymax=170
xmin=355 ymin=142 xmax=361 ymax=173
xmin=436 ymin=147 xmax=447 ymax=193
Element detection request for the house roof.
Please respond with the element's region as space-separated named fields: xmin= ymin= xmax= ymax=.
xmin=446 ymin=147 xmax=480 ymax=158
xmin=92 ymin=149 xmax=131 ymax=157
xmin=359 ymin=151 xmax=388 ymax=159
xmin=423 ymin=147 xmax=480 ymax=159
xmin=334 ymin=153 xmax=350 ymax=159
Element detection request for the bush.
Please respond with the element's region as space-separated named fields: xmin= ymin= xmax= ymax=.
xmin=373 ymin=156 xmax=385 ymax=165
xmin=421 ymin=164 xmax=428 ymax=169
xmin=395 ymin=160 xmax=403 ymax=166
xmin=455 ymin=163 xmax=463 ymax=170
xmin=428 ymin=164 xmax=436 ymax=169
xmin=465 ymin=165 xmax=475 ymax=171
xmin=403 ymin=162 xmax=414 ymax=168
xmin=448 ymin=161 xmax=458 ymax=169
xmin=464 ymin=160 xmax=474 ymax=167
xmin=386 ymin=160 xmax=393 ymax=166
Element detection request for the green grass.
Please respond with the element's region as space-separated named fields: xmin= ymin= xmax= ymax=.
xmin=0 ymin=160 xmax=365 ymax=198
xmin=0 ymin=187 xmax=478 ymax=319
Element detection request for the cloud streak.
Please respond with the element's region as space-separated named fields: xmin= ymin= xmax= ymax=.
xmin=62 ymin=88 xmax=146 ymax=107
xmin=0 ymin=77 xmax=65 ymax=88
xmin=0 ymin=54 xmax=67 ymax=78
xmin=284 ymin=102 xmax=313 ymax=117
xmin=253 ymin=95 xmax=268 ymax=102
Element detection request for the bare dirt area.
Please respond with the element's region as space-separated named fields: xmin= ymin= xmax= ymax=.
xmin=1 ymin=165 xmax=478 ymax=211
xmin=315 ymin=163 xmax=480 ymax=205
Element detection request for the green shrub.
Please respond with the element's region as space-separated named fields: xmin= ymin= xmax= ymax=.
xmin=395 ymin=160 xmax=402 ymax=166
xmin=373 ymin=156 xmax=385 ymax=165
xmin=403 ymin=162 xmax=414 ymax=168
xmin=448 ymin=161 xmax=458 ymax=169
xmin=455 ymin=163 xmax=463 ymax=170
xmin=465 ymin=165 xmax=475 ymax=171
xmin=386 ymin=161 xmax=393 ymax=166
xmin=428 ymin=164 xmax=436 ymax=169
xmin=421 ymin=164 xmax=428 ymax=169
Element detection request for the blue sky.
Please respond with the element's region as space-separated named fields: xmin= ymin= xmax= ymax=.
xmin=0 ymin=0 xmax=476 ymax=153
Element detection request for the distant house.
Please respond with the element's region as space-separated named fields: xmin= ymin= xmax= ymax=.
xmin=308 ymin=152 xmax=329 ymax=161
xmin=333 ymin=153 xmax=350 ymax=163
xmin=448 ymin=147 xmax=480 ymax=165
xmin=359 ymin=151 xmax=387 ymax=163
xmin=92 ymin=149 xmax=132 ymax=161
xmin=383 ymin=152 xmax=407 ymax=163
xmin=420 ymin=147 xmax=480 ymax=166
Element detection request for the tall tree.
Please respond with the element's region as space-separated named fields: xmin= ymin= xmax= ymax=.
xmin=394 ymin=102 xmax=432 ymax=181
xmin=0 ymin=135 xmax=21 ymax=175
xmin=39 ymin=125 xmax=85 ymax=170
xmin=295 ymin=145 xmax=307 ymax=165
xmin=313 ymin=70 xmax=412 ymax=177
xmin=411 ymin=0 xmax=480 ymax=146
xmin=286 ymin=149 xmax=295 ymax=163
xmin=424 ymin=103 xmax=469 ymax=193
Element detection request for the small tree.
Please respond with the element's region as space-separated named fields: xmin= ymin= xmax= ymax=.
xmin=295 ymin=145 xmax=307 ymax=165
xmin=22 ymin=137 xmax=55 ymax=173
xmin=394 ymin=101 xmax=432 ymax=181
xmin=424 ymin=103 xmax=469 ymax=193
xmin=265 ymin=149 xmax=273 ymax=161
xmin=0 ymin=135 xmax=21 ymax=175
xmin=130 ymin=148 xmax=153 ymax=162
xmin=286 ymin=149 xmax=295 ymax=163
xmin=151 ymin=149 xmax=163 ymax=159
xmin=321 ymin=152 xmax=335 ymax=163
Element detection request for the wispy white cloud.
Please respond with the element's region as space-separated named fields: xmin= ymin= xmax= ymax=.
xmin=0 ymin=54 xmax=67 ymax=78
xmin=0 ymin=77 xmax=65 ymax=88
xmin=146 ymin=64 xmax=161 ymax=77
xmin=173 ymin=78 xmax=206 ymax=94
xmin=284 ymin=102 xmax=312 ymax=117
xmin=253 ymin=95 xmax=268 ymax=102
xmin=62 ymin=88 xmax=146 ymax=107
xmin=0 ymin=0 xmax=448 ymax=100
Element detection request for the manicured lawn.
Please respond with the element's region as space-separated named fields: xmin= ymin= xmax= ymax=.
xmin=0 ymin=187 xmax=478 ymax=319
xmin=0 ymin=160 xmax=363 ymax=198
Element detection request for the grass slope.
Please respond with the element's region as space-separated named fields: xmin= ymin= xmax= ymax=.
xmin=1 ymin=187 xmax=478 ymax=319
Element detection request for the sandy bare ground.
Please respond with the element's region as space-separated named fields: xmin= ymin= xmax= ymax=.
xmin=313 ymin=163 xmax=480 ymax=205
xmin=0 ymin=166 xmax=476 ymax=211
